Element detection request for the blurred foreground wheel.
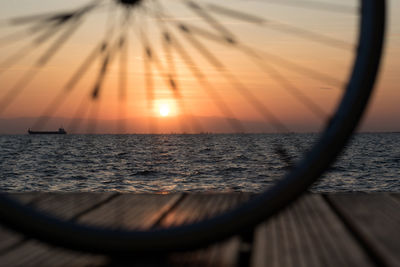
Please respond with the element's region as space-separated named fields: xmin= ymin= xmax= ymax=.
xmin=0 ymin=0 xmax=386 ymax=254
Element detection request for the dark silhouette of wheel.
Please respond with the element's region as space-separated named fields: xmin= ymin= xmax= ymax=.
xmin=0 ymin=0 xmax=386 ymax=254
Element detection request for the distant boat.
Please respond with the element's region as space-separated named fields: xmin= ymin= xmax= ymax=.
xmin=28 ymin=128 xmax=67 ymax=135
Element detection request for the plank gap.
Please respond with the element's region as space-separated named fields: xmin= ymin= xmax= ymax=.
xmin=322 ymin=194 xmax=388 ymax=267
xmin=69 ymin=193 xmax=120 ymax=222
xmin=151 ymin=193 xmax=188 ymax=229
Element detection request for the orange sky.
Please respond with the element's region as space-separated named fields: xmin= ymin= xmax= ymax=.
xmin=0 ymin=0 xmax=398 ymax=133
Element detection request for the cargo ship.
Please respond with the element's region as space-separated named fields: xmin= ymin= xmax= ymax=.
xmin=28 ymin=128 xmax=67 ymax=135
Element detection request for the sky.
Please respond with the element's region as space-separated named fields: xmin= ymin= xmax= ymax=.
xmin=359 ymin=0 xmax=400 ymax=132
xmin=0 ymin=0 xmax=398 ymax=133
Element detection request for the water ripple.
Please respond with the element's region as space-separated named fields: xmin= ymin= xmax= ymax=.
xmin=0 ymin=133 xmax=399 ymax=193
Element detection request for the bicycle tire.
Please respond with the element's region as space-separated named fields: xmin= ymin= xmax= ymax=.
xmin=0 ymin=0 xmax=386 ymax=254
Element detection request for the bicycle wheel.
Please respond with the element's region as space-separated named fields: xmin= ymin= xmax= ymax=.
xmin=0 ymin=0 xmax=385 ymax=254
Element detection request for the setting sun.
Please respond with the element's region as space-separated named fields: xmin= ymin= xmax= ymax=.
xmin=159 ymin=104 xmax=170 ymax=117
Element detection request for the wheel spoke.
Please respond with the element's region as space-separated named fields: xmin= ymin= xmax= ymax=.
xmin=140 ymin=26 xmax=202 ymax=133
xmin=91 ymin=37 xmax=121 ymax=99
xmin=252 ymin=0 xmax=356 ymax=14
xmin=167 ymin=32 xmax=245 ymax=132
xmin=36 ymin=18 xmax=83 ymax=66
xmin=163 ymin=11 xmax=328 ymax=124
xmin=176 ymin=22 xmax=290 ymax=132
xmin=184 ymin=1 xmax=236 ymax=42
xmin=273 ymin=144 xmax=294 ymax=169
xmin=8 ymin=0 xmax=103 ymax=25
xmin=206 ymin=3 xmax=352 ymax=51
xmin=154 ymin=16 xmax=342 ymax=87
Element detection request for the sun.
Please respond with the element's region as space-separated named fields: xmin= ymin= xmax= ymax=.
xmin=159 ymin=104 xmax=170 ymax=117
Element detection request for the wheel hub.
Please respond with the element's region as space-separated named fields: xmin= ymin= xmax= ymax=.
xmin=117 ymin=0 xmax=142 ymax=7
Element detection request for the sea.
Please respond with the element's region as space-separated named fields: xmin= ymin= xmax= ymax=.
xmin=0 ymin=133 xmax=399 ymax=193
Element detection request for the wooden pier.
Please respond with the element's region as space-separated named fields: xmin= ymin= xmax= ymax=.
xmin=0 ymin=193 xmax=399 ymax=266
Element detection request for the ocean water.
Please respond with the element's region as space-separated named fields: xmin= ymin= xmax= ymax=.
xmin=0 ymin=133 xmax=399 ymax=193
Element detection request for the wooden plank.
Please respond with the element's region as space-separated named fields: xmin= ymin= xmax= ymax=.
xmin=251 ymin=195 xmax=373 ymax=267
xmin=327 ymin=193 xmax=400 ymax=267
xmin=0 ymin=193 xmax=184 ymax=266
xmin=0 ymin=193 xmax=113 ymax=266
xmin=160 ymin=193 xmax=246 ymax=226
xmin=0 ymin=227 xmax=24 ymax=253
xmin=78 ymin=193 xmax=183 ymax=229
xmin=0 ymin=193 xmax=247 ymax=266
xmin=390 ymin=194 xmax=400 ymax=204
xmin=31 ymin=192 xmax=116 ymax=219
xmin=5 ymin=193 xmax=40 ymax=204
xmin=0 ymin=193 xmax=398 ymax=266
xmin=0 ymin=193 xmax=113 ymax=254
xmin=0 ymin=193 xmax=44 ymax=252
xmin=0 ymin=240 xmax=107 ymax=267
xmin=163 ymin=193 xmax=250 ymax=267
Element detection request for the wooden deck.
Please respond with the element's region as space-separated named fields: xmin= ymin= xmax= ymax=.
xmin=0 ymin=193 xmax=399 ymax=266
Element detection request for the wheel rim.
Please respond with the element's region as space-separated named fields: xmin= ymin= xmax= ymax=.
xmin=0 ymin=0 xmax=385 ymax=254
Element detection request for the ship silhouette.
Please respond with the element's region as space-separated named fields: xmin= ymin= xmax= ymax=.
xmin=28 ymin=128 xmax=67 ymax=135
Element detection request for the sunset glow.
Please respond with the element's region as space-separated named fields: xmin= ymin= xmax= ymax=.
xmin=159 ymin=104 xmax=170 ymax=117
xmin=0 ymin=0 xmax=398 ymax=134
